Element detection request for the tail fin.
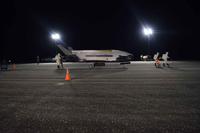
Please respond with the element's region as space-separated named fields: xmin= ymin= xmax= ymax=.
xmin=57 ymin=45 xmax=72 ymax=55
xmin=68 ymin=47 xmax=73 ymax=51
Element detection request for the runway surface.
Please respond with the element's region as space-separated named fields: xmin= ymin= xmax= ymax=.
xmin=0 ymin=61 xmax=200 ymax=133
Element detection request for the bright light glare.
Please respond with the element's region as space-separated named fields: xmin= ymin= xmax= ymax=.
xmin=143 ymin=27 xmax=153 ymax=36
xmin=51 ymin=33 xmax=61 ymax=40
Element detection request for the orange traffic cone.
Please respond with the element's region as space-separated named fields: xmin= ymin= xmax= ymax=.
xmin=65 ymin=68 xmax=71 ymax=81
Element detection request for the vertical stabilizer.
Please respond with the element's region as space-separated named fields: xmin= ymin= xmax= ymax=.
xmin=57 ymin=45 xmax=72 ymax=55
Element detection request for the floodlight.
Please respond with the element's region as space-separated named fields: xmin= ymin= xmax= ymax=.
xmin=143 ymin=27 xmax=153 ymax=36
xmin=51 ymin=33 xmax=61 ymax=41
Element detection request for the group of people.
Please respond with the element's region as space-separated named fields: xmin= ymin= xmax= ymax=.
xmin=36 ymin=54 xmax=64 ymax=69
xmin=153 ymin=52 xmax=170 ymax=68
xmin=54 ymin=52 xmax=168 ymax=69
xmin=38 ymin=52 xmax=169 ymax=69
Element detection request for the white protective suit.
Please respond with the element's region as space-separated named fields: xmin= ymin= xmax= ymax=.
xmin=153 ymin=52 xmax=159 ymax=61
xmin=162 ymin=52 xmax=169 ymax=64
xmin=55 ymin=53 xmax=61 ymax=68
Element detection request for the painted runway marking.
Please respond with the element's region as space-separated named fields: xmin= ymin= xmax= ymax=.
xmin=56 ymin=82 xmax=65 ymax=86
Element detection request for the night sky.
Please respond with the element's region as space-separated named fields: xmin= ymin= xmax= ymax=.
xmin=1 ymin=0 xmax=200 ymax=62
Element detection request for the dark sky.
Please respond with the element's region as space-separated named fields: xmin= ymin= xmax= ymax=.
xmin=1 ymin=0 xmax=200 ymax=62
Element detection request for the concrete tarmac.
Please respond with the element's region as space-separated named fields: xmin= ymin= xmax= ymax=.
xmin=0 ymin=61 xmax=200 ymax=133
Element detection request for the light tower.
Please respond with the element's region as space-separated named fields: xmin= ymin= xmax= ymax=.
xmin=51 ymin=33 xmax=61 ymax=42
xmin=143 ymin=26 xmax=154 ymax=54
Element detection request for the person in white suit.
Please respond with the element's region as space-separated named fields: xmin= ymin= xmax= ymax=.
xmin=162 ymin=52 xmax=169 ymax=67
xmin=153 ymin=52 xmax=160 ymax=67
xmin=55 ymin=53 xmax=61 ymax=69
